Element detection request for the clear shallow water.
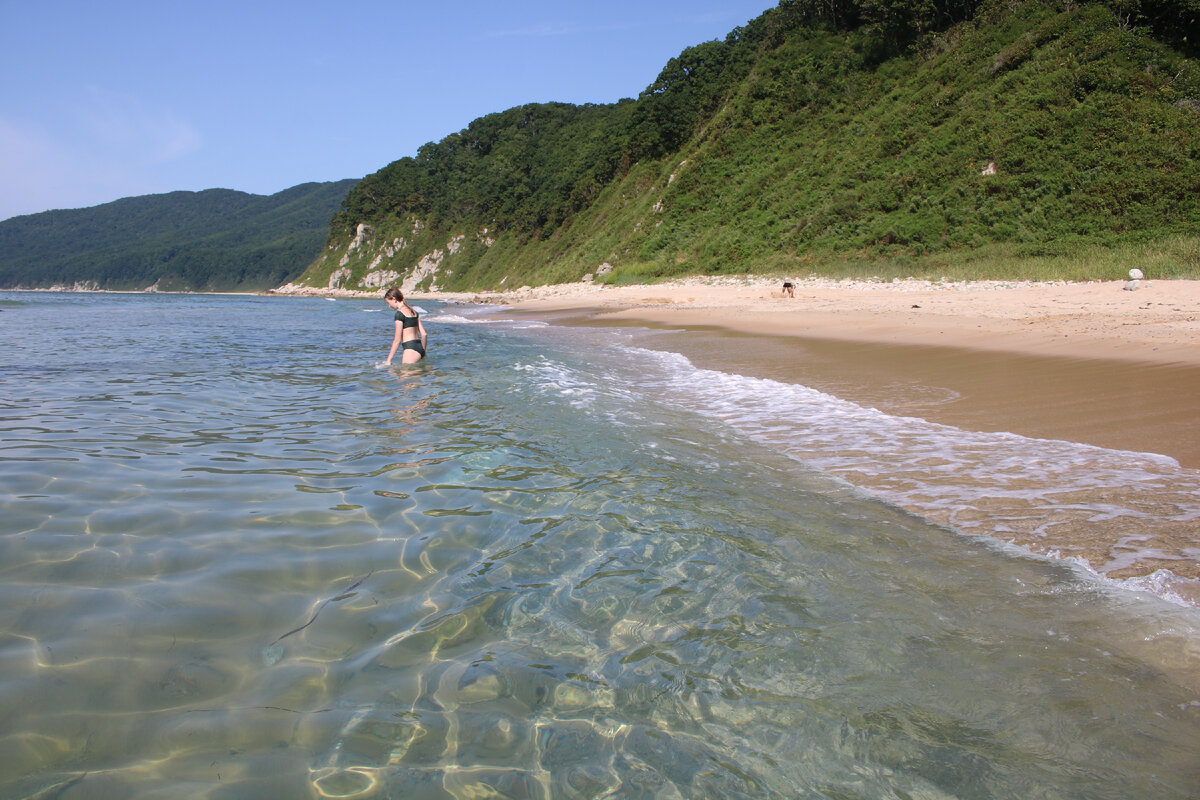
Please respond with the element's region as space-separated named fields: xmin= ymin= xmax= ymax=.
xmin=2 ymin=292 xmax=1199 ymax=799
xmin=612 ymin=333 xmax=1200 ymax=593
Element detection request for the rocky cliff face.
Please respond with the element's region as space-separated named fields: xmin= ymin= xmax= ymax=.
xmin=297 ymin=216 xmax=495 ymax=294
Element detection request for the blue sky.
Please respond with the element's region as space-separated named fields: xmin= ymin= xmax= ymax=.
xmin=0 ymin=0 xmax=774 ymax=221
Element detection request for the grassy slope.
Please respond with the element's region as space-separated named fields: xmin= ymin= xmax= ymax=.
xmin=569 ymin=3 xmax=1200 ymax=283
xmin=298 ymin=1 xmax=1199 ymax=290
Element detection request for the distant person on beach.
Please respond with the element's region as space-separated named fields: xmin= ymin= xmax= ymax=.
xmin=382 ymin=287 xmax=427 ymax=364
xmin=782 ymin=281 xmax=795 ymax=298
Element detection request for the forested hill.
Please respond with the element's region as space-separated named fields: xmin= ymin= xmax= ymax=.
xmin=0 ymin=180 xmax=357 ymax=292
xmin=296 ymin=0 xmax=1200 ymax=292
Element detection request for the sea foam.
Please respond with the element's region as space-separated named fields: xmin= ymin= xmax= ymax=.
xmin=624 ymin=345 xmax=1200 ymax=605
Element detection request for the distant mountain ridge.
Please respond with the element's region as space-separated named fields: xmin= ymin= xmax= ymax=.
xmin=294 ymin=0 xmax=1200 ymax=292
xmin=0 ymin=180 xmax=357 ymax=291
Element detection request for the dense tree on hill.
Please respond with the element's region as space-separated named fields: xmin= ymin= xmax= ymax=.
xmin=303 ymin=0 xmax=1198 ymax=291
xmin=0 ymin=181 xmax=357 ymax=291
xmin=337 ymin=102 xmax=637 ymax=239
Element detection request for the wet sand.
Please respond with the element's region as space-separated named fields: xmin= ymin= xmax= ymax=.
xmin=587 ymin=320 xmax=1200 ymax=469
xmin=609 ymin=324 xmax=1200 ymax=600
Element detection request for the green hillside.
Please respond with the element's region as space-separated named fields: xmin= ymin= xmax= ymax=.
xmin=297 ymin=0 xmax=1200 ymax=292
xmin=0 ymin=180 xmax=357 ymax=292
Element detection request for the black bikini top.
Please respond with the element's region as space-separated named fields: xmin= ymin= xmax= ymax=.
xmin=395 ymin=310 xmax=419 ymax=329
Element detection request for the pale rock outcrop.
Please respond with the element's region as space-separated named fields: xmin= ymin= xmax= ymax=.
xmin=48 ymin=280 xmax=100 ymax=292
xmin=395 ymin=235 xmax=465 ymax=292
xmin=339 ymin=223 xmax=375 ymax=267
xmin=360 ymin=270 xmax=401 ymax=289
xmin=350 ymin=223 xmax=374 ymax=250
xmin=668 ymin=160 xmax=687 ymax=184
xmin=648 ymin=162 xmax=688 ymax=214
xmin=402 ymin=249 xmax=445 ymax=293
xmin=328 ymin=268 xmax=352 ymax=289
xmin=380 ymin=238 xmax=405 ymax=260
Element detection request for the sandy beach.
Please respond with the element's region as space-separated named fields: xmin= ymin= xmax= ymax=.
xmin=443 ymin=275 xmax=1200 ymax=365
xmin=425 ymin=276 xmax=1200 ymax=457
xmin=404 ymin=276 xmax=1200 ymax=598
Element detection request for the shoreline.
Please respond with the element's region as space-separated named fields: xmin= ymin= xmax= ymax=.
xmin=425 ymin=275 xmax=1200 ymax=367
xmin=9 ymin=280 xmax=1199 ymax=601
xmin=287 ymin=274 xmax=1200 ymax=464
xmin=20 ymin=273 xmax=1200 ymax=370
xmin=445 ymin=277 xmax=1200 ymax=601
xmin=417 ymin=275 xmax=1200 ymax=463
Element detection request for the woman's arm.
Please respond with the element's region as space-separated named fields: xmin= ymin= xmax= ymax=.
xmin=384 ymin=320 xmax=403 ymax=364
xmin=418 ymin=319 xmax=428 ymax=350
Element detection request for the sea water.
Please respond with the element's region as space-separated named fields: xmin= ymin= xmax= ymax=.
xmin=1 ymin=291 xmax=1198 ymax=800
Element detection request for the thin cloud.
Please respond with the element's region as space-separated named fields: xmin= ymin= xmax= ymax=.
xmin=0 ymin=89 xmax=204 ymax=219
xmin=0 ymin=106 xmax=183 ymax=221
xmin=77 ymin=86 xmax=203 ymax=164
xmin=0 ymin=116 xmax=73 ymax=219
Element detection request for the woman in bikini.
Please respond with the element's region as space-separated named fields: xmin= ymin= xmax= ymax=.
xmin=382 ymin=287 xmax=428 ymax=364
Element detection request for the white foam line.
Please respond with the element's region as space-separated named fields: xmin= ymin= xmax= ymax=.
xmin=621 ymin=345 xmax=1200 ymax=607
xmin=429 ymin=313 xmax=545 ymax=327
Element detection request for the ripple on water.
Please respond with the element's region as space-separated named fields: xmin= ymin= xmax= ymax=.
xmin=2 ymin=294 xmax=1199 ymax=799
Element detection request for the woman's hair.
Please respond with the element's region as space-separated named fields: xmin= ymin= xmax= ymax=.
xmin=384 ymin=287 xmax=404 ymax=302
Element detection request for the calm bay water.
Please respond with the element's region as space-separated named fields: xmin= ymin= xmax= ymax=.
xmin=1 ymin=291 xmax=1198 ymax=799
